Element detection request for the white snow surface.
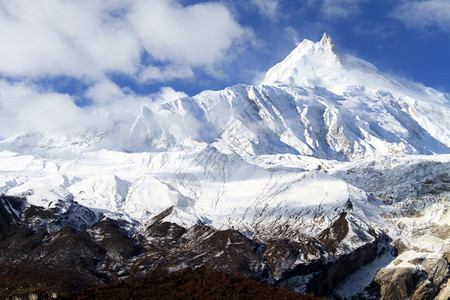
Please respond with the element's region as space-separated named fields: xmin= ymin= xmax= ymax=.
xmin=0 ymin=34 xmax=449 ymax=265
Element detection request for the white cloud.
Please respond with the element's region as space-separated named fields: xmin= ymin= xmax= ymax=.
xmin=311 ymin=0 xmax=367 ymax=19
xmin=0 ymin=80 xmax=92 ymax=137
xmin=0 ymin=0 xmax=249 ymax=81
xmin=129 ymin=0 xmax=248 ymax=66
xmin=140 ymin=65 xmax=194 ymax=83
xmin=251 ymin=71 xmax=267 ymax=85
xmin=0 ymin=1 xmax=139 ymax=79
xmin=392 ymin=0 xmax=450 ymax=31
xmin=85 ymin=80 xmax=129 ymax=105
xmin=250 ymin=0 xmax=280 ymax=20
xmin=0 ymin=78 xmax=189 ymax=140
xmin=151 ymin=87 xmax=189 ymax=104
xmin=284 ymin=27 xmax=301 ymax=45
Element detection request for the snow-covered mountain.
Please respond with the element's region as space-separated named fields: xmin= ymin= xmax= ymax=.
xmin=0 ymin=34 xmax=449 ymax=299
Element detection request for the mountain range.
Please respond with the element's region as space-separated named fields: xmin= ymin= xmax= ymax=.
xmin=0 ymin=33 xmax=449 ymax=299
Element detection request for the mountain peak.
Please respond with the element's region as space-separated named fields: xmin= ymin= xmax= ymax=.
xmin=319 ymin=32 xmax=332 ymax=47
xmin=261 ymin=33 xmax=347 ymax=92
xmin=261 ymin=33 xmax=384 ymax=94
xmin=319 ymin=32 xmax=342 ymax=56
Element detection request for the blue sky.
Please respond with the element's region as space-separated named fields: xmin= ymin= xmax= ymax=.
xmin=0 ymin=0 xmax=449 ymax=138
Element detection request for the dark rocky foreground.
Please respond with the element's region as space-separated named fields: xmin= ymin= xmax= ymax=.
xmin=1 ymin=195 xmax=449 ymax=299
xmin=61 ymin=267 xmax=324 ymax=300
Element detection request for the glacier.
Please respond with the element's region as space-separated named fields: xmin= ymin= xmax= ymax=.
xmin=0 ymin=33 xmax=449 ymax=298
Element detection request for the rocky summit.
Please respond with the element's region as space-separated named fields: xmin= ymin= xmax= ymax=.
xmin=0 ymin=34 xmax=449 ymax=299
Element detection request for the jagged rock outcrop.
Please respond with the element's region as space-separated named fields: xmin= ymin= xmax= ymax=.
xmin=375 ymin=267 xmax=426 ymax=299
xmin=411 ymin=280 xmax=439 ymax=300
xmin=372 ymin=245 xmax=450 ymax=300
xmin=422 ymin=257 xmax=449 ymax=286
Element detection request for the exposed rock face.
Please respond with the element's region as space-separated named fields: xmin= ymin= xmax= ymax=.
xmin=411 ymin=280 xmax=439 ymax=300
xmin=422 ymin=257 xmax=449 ymax=285
xmin=375 ymin=267 xmax=426 ymax=299
xmin=435 ymin=279 xmax=450 ymax=300
xmin=317 ymin=212 xmax=349 ymax=255
xmin=372 ymin=249 xmax=450 ymax=300
xmin=263 ymin=236 xmax=323 ymax=281
xmin=370 ymin=229 xmax=450 ymax=300
xmin=0 ymin=195 xmax=141 ymax=297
